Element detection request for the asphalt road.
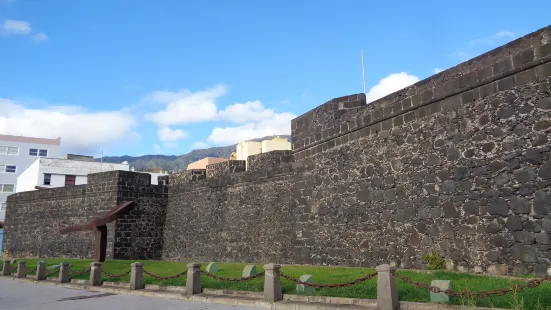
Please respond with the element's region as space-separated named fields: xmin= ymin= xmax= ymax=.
xmin=0 ymin=279 xmax=263 ymax=310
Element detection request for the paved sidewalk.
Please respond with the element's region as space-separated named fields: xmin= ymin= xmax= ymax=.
xmin=0 ymin=278 xmax=263 ymax=310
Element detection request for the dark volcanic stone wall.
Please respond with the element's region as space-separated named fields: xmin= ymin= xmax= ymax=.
xmin=113 ymin=172 xmax=169 ymax=260
xmin=162 ymin=154 xmax=295 ymax=262
xmin=289 ymin=26 xmax=551 ymax=274
xmin=2 ymin=184 xmax=112 ymax=259
xmin=2 ymin=170 xmax=168 ymax=260
xmin=162 ymin=25 xmax=551 ymax=275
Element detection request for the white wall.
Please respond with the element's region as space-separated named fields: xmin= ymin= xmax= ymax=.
xmin=15 ymin=158 xmax=40 ymax=193
xmin=0 ymin=137 xmax=61 ymax=220
xmin=148 ymin=172 xmax=168 ymax=185
xmin=16 ymin=158 xmax=130 ymax=193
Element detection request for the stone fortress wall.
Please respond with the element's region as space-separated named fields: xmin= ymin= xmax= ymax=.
xmin=161 ymin=25 xmax=551 ymax=275
xmin=2 ymin=171 xmax=168 ymax=260
xmin=2 ymin=25 xmax=551 ymax=276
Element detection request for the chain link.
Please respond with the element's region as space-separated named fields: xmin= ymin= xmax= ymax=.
xmin=395 ymin=273 xmax=551 ymax=298
xmin=99 ymin=267 xmax=131 ymax=279
xmin=280 ymin=272 xmax=378 ymax=288
xmin=45 ymin=266 xmax=60 ymax=277
xmin=25 ymin=267 xmax=37 ymax=275
xmin=69 ymin=267 xmax=91 ymax=277
xmin=201 ymin=270 xmax=265 ymax=282
xmin=143 ymin=269 xmax=187 ymax=281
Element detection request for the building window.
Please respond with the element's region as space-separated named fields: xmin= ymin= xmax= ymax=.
xmin=0 ymin=202 xmax=5 ymax=212
xmin=29 ymin=148 xmax=48 ymax=157
xmin=0 ymin=165 xmax=17 ymax=173
xmin=0 ymin=146 xmax=19 ymax=155
xmin=0 ymin=184 xmax=15 ymax=192
xmin=65 ymin=175 xmax=76 ymax=186
xmin=44 ymin=174 xmax=52 ymax=185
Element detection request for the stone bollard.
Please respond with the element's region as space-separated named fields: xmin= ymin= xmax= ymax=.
xmin=2 ymin=260 xmax=11 ymax=276
xmin=376 ymin=264 xmax=399 ymax=310
xmin=185 ymin=263 xmax=202 ymax=295
xmin=36 ymin=261 xmax=46 ymax=280
xmin=264 ymin=264 xmax=283 ymax=302
xmin=90 ymin=262 xmax=102 ymax=286
xmin=130 ymin=262 xmax=145 ymax=290
xmin=16 ymin=261 xmax=26 ymax=278
xmin=59 ymin=262 xmax=70 ymax=283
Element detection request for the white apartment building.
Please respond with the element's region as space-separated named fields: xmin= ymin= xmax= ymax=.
xmin=16 ymin=156 xmax=131 ymax=193
xmin=0 ymin=134 xmax=61 ymax=221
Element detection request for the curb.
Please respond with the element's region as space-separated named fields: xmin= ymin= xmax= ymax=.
xmin=0 ymin=276 xmax=507 ymax=310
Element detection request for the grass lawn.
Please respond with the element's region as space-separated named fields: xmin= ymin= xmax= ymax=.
xmin=14 ymin=258 xmax=551 ymax=310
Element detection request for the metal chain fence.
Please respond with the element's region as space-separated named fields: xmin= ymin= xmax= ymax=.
xmin=45 ymin=266 xmax=61 ymax=277
xmin=99 ymin=267 xmax=131 ymax=279
xmin=25 ymin=267 xmax=37 ymax=275
xmin=280 ymin=272 xmax=378 ymax=288
xmin=69 ymin=267 xmax=91 ymax=277
xmin=143 ymin=269 xmax=187 ymax=281
xmin=395 ymin=273 xmax=551 ymax=298
xmin=201 ymin=270 xmax=265 ymax=282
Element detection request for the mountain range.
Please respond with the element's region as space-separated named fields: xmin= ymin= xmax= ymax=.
xmin=96 ymin=135 xmax=291 ymax=172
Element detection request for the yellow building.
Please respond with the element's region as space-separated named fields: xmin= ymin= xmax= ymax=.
xmin=187 ymin=157 xmax=229 ymax=170
xmin=236 ymin=136 xmax=291 ymax=162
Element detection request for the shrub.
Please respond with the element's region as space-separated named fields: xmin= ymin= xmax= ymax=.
xmin=423 ymin=250 xmax=446 ymax=270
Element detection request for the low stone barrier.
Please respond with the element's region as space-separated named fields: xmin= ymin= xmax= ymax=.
xmin=3 ymin=259 xmax=551 ymax=310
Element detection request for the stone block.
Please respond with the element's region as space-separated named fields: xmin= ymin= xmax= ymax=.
xmin=36 ymin=261 xmax=46 ymax=280
xmin=430 ymin=280 xmax=452 ymax=303
xmin=90 ymin=262 xmax=102 ymax=286
xmin=242 ymin=265 xmax=257 ymax=277
xmin=206 ymin=262 xmax=218 ymax=273
xmin=376 ymin=264 xmax=398 ymax=310
xmin=59 ymin=262 xmax=70 ymax=283
xmin=264 ymin=264 xmax=282 ymax=302
xmin=534 ymin=264 xmax=548 ymax=278
xmin=130 ymin=262 xmax=144 ymax=290
xmin=16 ymin=261 xmax=26 ymax=278
xmin=186 ymin=263 xmax=202 ymax=295
xmin=445 ymin=259 xmax=455 ymax=271
xmin=296 ymin=274 xmax=315 ymax=294
xmin=487 ymin=264 xmax=508 ymax=276
xmin=2 ymin=261 xmax=11 ymax=276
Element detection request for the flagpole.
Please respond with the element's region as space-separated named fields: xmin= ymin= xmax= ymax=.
xmin=361 ymin=50 xmax=366 ymax=96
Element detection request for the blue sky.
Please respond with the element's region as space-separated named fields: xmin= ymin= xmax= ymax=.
xmin=1 ymin=0 xmax=550 ymax=157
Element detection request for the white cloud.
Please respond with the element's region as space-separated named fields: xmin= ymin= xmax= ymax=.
xmin=0 ymin=98 xmax=136 ymax=153
xmin=365 ymin=72 xmax=420 ymax=103
xmin=145 ymin=85 xmax=226 ymax=126
xmin=1 ymin=20 xmax=31 ymax=35
xmin=433 ymin=68 xmax=443 ymax=74
xmin=152 ymin=144 xmax=164 ymax=154
xmin=32 ymin=32 xmax=48 ymax=43
xmin=469 ymin=31 xmax=515 ymax=46
xmin=218 ymin=100 xmax=275 ymax=123
xmin=192 ymin=142 xmax=210 ymax=149
xmin=208 ymin=112 xmax=295 ymax=145
xmin=157 ymin=127 xmax=188 ymax=142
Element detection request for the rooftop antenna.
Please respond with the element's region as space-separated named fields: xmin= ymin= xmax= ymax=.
xmin=361 ymin=50 xmax=366 ymax=97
